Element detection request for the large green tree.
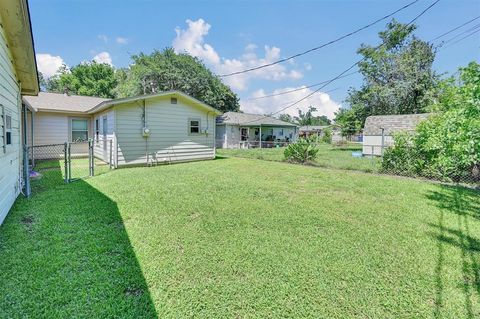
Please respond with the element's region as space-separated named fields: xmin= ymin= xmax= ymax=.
xmin=46 ymin=62 xmax=117 ymax=98
xmin=115 ymin=48 xmax=240 ymax=112
xmin=278 ymin=106 xmax=331 ymax=126
xmin=335 ymin=20 xmax=439 ymax=134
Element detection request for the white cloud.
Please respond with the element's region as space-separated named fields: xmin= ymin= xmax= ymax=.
xmin=173 ymin=19 xmax=220 ymax=65
xmin=36 ymin=53 xmax=65 ymax=78
xmin=93 ymin=51 xmax=113 ymax=65
xmin=116 ymin=37 xmax=129 ymax=44
xmin=241 ymin=87 xmax=341 ymax=120
xmin=172 ymin=18 xmax=303 ymax=91
xmin=98 ymin=34 xmax=108 ymax=43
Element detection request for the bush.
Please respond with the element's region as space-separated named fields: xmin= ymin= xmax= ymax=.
xmin=381 ymin=62 xmax=480 ymax=183
xmin=321 ymin=128 xmax=332 ymax=144
xmin=284 ymin=138 xmax=319 ymax=163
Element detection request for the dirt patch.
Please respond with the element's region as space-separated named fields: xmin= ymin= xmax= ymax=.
xmin=21 ymin=215 xmax=36 ymax=232
xmin=124 ymin=286 xmax=144 ymax=297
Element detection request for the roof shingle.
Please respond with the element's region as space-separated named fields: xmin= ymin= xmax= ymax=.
xmin=217 ymin=112 xmax=297 ymax=127
xmin=23 ymin=92 xmax=110 ymax=113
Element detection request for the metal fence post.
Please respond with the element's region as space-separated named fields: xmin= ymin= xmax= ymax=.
xmin=23 ymin=144 xmax=31 ymax=198
xmin=67 ymin=142 xmax=72 ymax=182
xmin=64 ymin=142 xmax=68 ymax=183
xmin=89 ymin=139 xmax=94 ymax=176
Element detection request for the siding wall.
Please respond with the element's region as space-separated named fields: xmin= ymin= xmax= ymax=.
xmin=0 ymin=15 xmax=21 ymax=224
xmin=27 ymin=112 xmax=93 ymax=158
xmin=93 ymin=109 xmax=115 ymax=163
xmin=115 ymin=96 xmax=216 ymax=166
xmin=362 ymin=135 xmax=394 ymax=156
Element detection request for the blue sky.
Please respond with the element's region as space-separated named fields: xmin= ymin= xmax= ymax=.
xmin=30 ymin=0 xmax=480 ymax=118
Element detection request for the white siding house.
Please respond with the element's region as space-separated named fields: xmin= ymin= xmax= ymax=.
xmin=362 ymin=113 xmax=431 ymax=156
xmin=216 ymin=112 xmax=298 ymax=149
xmin=90 ymin=91 xmax=220 ymax=166
xmin=23 ymin=91 xmax=221 ymax=167
xmin=0 ymin=0 xmax=39 ymax=224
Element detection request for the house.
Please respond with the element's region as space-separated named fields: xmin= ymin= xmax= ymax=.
xmin=298 ymin=125 xmax=328 ymax=138
xmin=23 ymin=91 xmax=222 ymax=166
xmin=362 ymin=113 xmax=431 ymax=156
xmin=0 ymin=0 xmax=39 ymax=224
xmin=216 ymin=112 xmax=298 ymax=149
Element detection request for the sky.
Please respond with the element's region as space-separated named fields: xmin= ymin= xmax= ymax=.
xmin=30 ymin=0 xmax=480 ymax=119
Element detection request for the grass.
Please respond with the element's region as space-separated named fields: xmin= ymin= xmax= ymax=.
xmin=1 ymin=157 xmax=479 ymax=318
xmin=217 ymin=143 xmax=382 ymax=173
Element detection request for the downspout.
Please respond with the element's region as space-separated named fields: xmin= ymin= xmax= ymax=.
xmin=143 ymin=99 xmax=148 ymax=166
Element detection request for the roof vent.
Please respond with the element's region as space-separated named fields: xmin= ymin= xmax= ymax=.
xmin=171 ymin=97 xmax=177 ymax=104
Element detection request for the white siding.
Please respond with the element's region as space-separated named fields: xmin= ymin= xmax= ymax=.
xmin=93 ymin=109 xmax=115 ymax=164
xmin=0 ymin=16 xmax=21 ymax=224
xmin=26 ymin=112 xmax=93 ymax=158
xmin=115 ymin=95 xmax=216 ymax=166
xmin=362 ymin=135 xmax=394 ymax=156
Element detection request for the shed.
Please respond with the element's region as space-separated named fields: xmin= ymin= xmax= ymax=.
xmin=362 ymin=113 xmax=431 ymax=156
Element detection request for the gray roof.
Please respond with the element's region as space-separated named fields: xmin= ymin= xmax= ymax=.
xmin=363 ymin=113 xmax=431 ymax=135
xmin=23 ymin=92 xmax=111 ymax=113
xmin=299 ymin=125 xmax=328 ymax=132
xmin=217 ymin=112 xmax=297 ymax=127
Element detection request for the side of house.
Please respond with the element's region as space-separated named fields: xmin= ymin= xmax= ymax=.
xmin=0 ymin=0 xmax=39 ymax=224
xmin=362 ymin=113 xmax=431 ymax=156
xmin=90 ymin=92 xmax=220 ymax=166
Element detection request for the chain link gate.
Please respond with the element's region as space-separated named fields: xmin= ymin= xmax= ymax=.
xmin=25 ymin=139 xmax=112 ymax=196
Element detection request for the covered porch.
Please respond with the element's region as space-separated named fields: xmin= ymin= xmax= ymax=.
xmin=238 ymin=125 xmax=297 ymax=149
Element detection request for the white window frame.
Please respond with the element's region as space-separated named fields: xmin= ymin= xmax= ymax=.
xmin=70 ymin=118 xmax=89 ymax=142
xmin=188 ymin=118 xmax=201 ymax=135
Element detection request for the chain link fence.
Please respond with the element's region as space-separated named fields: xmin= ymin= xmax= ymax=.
xmin=26 ymin=140 xmax=112 ymax=196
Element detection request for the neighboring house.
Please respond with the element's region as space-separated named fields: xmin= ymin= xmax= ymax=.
xmin=299 ymin=125 xmax=328 ymax=138
xmin=216 ymin=112 xmax=298 ymax=149
xmin=24 ymin=91 xmax=221 ymax=166
xmin=362 ymin=113 xmax=431 ymax=156
xmin=0 ymin=0 xmax=39 ymax=224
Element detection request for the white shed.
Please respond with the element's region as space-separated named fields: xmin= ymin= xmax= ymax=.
xmin=362 ymin=113 xmax=431 ymax=156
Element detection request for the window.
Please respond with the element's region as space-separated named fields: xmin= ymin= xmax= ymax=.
xmin=71 ymin=119 xmax=88 ymax=142
xmin=171 ymin=97 xmax=177 ymax=104
xmin=189 ymin=119 xmax=200 ymax=134
xmin=5 ymin=115 xmax=12 ymax=145
xmin=95 ymin=119 xmax=99 ymax=141
xmin=102 ymin=117 xmax=108 ymax=137
xmin=279 ymin=128 xmax=284 ymax=136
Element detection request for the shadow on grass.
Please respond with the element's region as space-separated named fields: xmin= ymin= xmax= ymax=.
xmin=0 ymin=178 xmax=157 ymax=318
xmin=427 ymin=185 xmax=480 ymax=319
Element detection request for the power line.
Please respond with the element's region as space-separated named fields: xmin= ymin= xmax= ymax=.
xmin=219 ymin=0 xmax=420 ymax=77
xmin=441 ymin=23 xmax=480 ymax=44
xmin=244 ymin=72 xmax=357 ymax=101
xmin=245 ymin=15 xmax=480 ymax=103
xmin=431 ymin=15 xmax=480 ymax=41
xmin=238 ymin=0 xmax=441 ymax=125
xmin=442 ymin=28 xmax=480 ymax=48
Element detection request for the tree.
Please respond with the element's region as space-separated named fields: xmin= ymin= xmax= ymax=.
xmin=382 ymin=62 xmax=480 ymax=182
xmin=115 ymin=48 xmax=240 ymax=112
xmin=336 ymin=20 xmax=439 ymax=129
xmin=334 ymin=107 xmax=362 ymax=137
xmin=278 ymin=114 xmax=295 ymax=124
xmin=46 ymin=62 xmax=117 ymax=98
xmin=283 ymin=106 xmax=331 ymax=126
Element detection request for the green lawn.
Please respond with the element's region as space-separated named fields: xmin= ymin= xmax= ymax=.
xmin=1 ymin=157 xmax=479 ymax=318
xmin=217 ymin=143 xmax=382 ymax=173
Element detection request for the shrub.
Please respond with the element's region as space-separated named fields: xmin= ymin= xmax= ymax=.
xmin=284 ymin=138 xmax=319 ymax=163
xmin=321 ymin=128 xmax=332 ymax=144
xmin=381 ymin=62 xmax=480 ymax=183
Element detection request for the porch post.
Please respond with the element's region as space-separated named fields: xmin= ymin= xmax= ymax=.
xmin=259 ymin=125 xmax=262 ymax=148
